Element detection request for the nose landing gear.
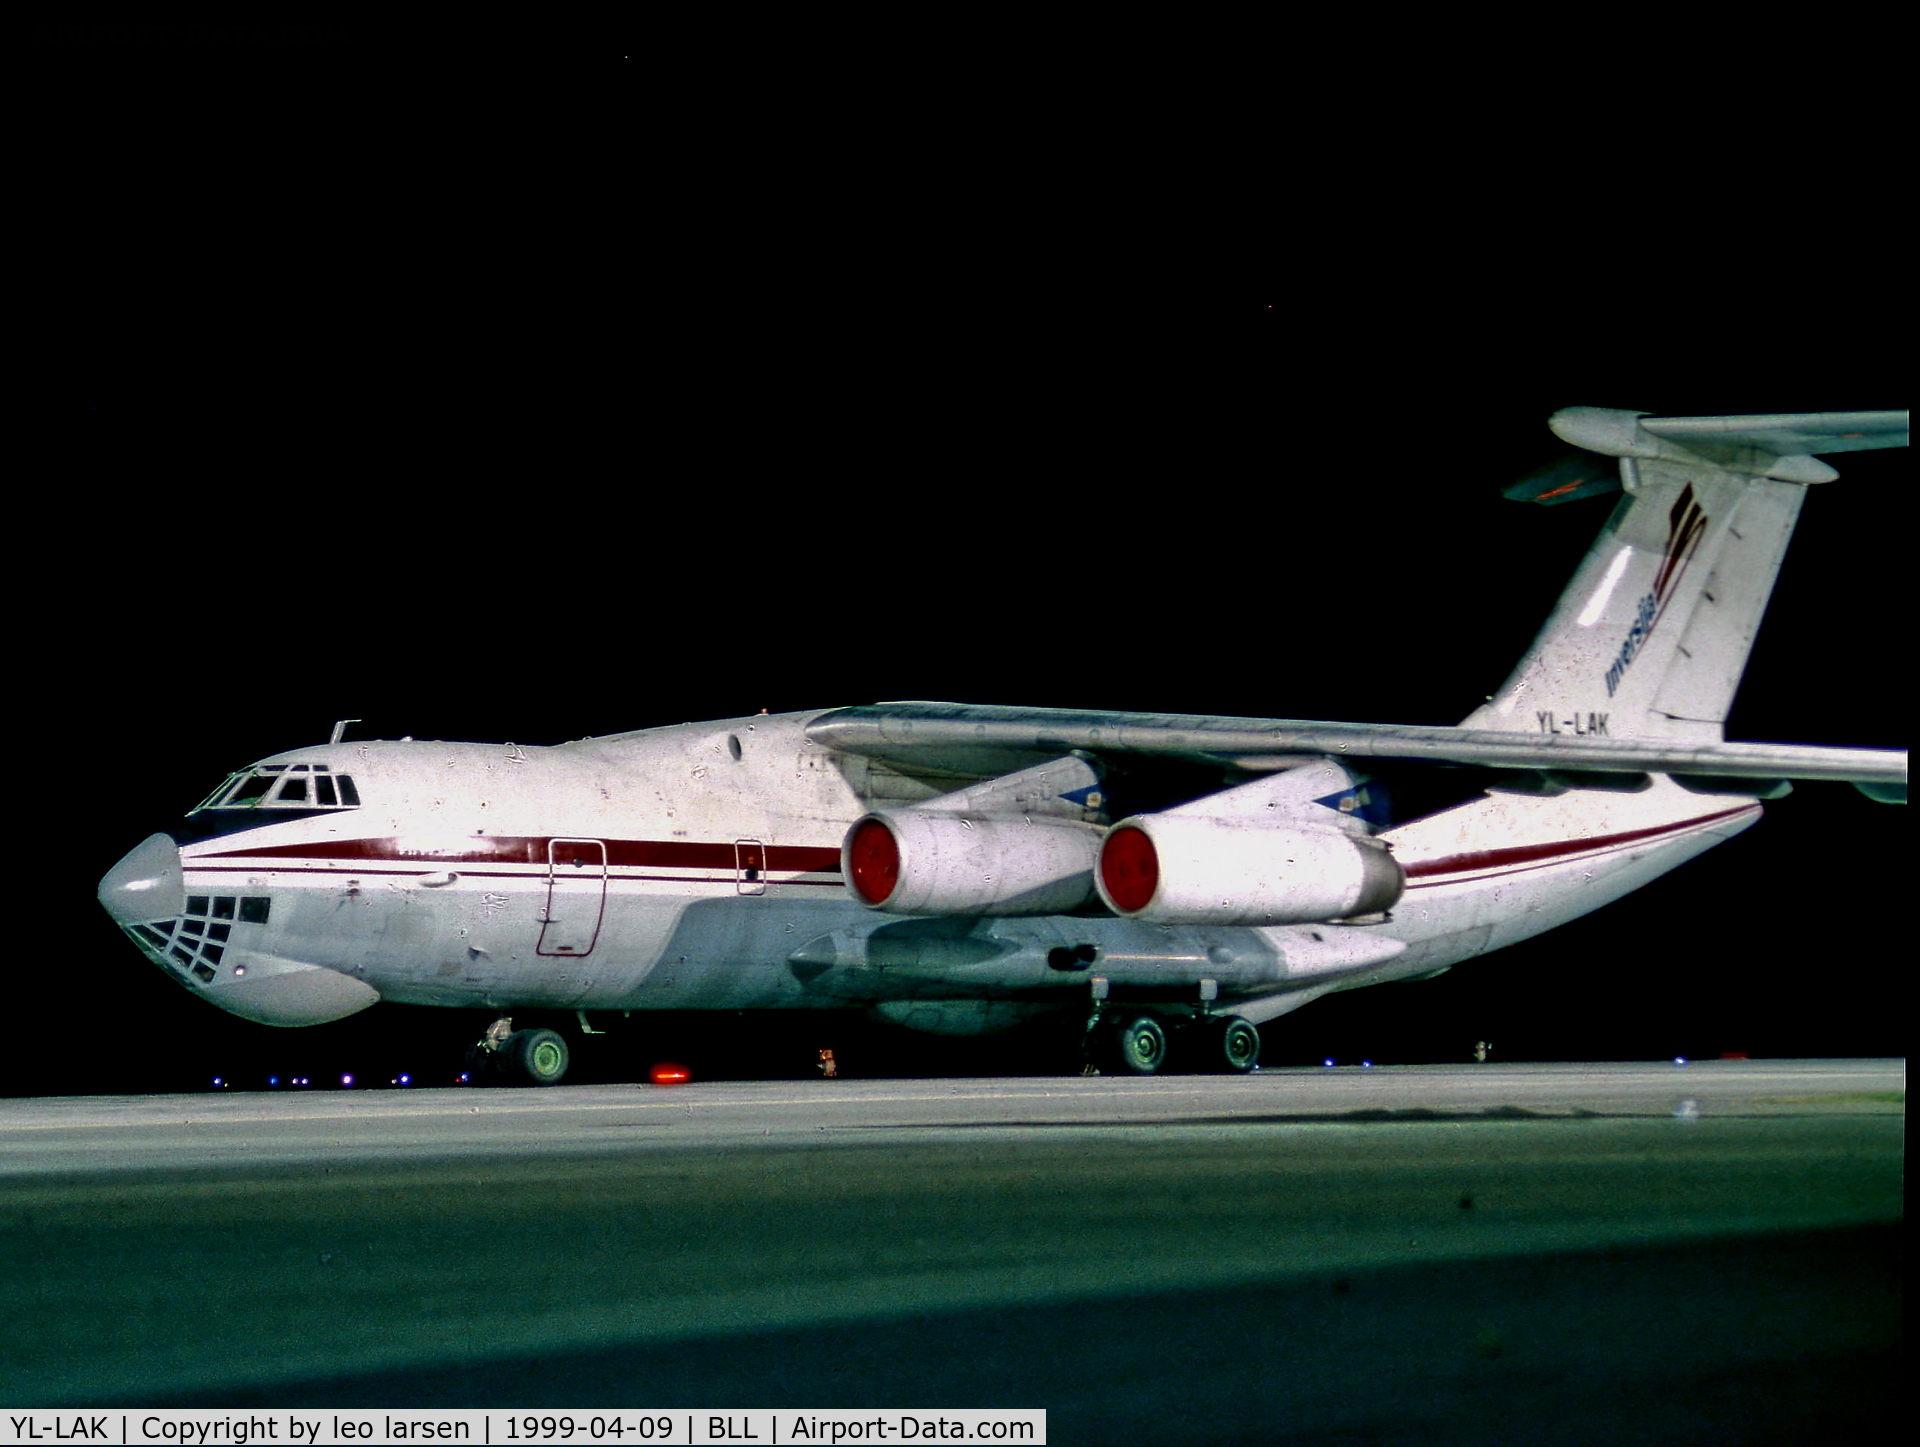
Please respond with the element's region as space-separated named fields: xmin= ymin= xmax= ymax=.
xmin=467 ymin=1017 xmax=572 ymax=1086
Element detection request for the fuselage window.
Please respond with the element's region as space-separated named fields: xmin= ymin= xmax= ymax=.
xmin=337 ymin=776 xmax=361 ymax=806
xmin=315 ymin=775 xmax=338 ymax=806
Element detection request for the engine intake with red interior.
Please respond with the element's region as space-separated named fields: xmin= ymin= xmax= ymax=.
xmin=842 ymin=810 xmax=1101 ymax=916
xmin=1096 ymin=813 xmax=1403 ymax=925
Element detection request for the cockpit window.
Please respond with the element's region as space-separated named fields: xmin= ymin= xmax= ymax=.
xmin=192 ymin=763 xmax=362 ymax=814
xmin=227 ymin=775 xmax=274 ymax=805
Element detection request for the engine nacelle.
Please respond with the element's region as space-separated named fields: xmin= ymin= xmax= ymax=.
xmin=843 ymin=810 xmax=1102 ymax=916
xmin=1095 ymin=814 xmax=1403 ymax=926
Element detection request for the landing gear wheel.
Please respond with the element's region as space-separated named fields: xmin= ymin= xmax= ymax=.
xmin=1213 ymin=1015 xmax=1261 ymax=1074
xmin=505 ymin=1028 xmax=570 ymax=1086
xmin=1096 ymin=1014 xmax=1168 ymax=1076
xmin=1165 ymin=1014 xmax=1262 ymax=1074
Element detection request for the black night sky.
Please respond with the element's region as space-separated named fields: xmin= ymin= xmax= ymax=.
xmin=21 ymin=31 xmax=1904 ymax=1097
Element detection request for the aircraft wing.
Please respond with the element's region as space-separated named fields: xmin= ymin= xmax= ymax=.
xmin=806 ymin=702 xmax=1907 ymax=789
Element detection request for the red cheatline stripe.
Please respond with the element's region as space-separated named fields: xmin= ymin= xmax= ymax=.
xmin=188 ymin=810 xmax=1755 ymax=893
xmin=196 ymin=836 xmax=844 ymax=872
xmin=1403 ymin=804 xmax=1756 ymax=884
xmin=182 ymin=864 xmax=848 ymax=886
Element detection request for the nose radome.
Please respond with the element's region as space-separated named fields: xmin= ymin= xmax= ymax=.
xmin=99 ymin=833 xmax=186 ymax=925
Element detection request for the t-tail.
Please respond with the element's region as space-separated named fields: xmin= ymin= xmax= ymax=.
xmin=1376 ymin=407 xmax=1906 ymax=972
xmin=1463 ymin=408 xmax=1909 ymax=744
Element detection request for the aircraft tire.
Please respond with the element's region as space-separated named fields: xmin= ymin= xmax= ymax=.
xmin=1213 ymin=1015 xmax=1261 ymax=1074
xmin=1100 ymin=1014 xmax=1167 ymax=1076
xmin=505 ymin=1028 xmax=570 ymax=1086
xmin=1163 ymin=1014 xmax=1262 ymax=1074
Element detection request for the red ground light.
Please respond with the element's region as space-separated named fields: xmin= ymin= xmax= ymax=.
xmin=650 ymin=1063 xmax=691 ymax=1085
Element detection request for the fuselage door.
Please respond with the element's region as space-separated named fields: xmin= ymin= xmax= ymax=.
xmin=736 ymin=838 xmax=767 ymax=896
xmin=538 ymin=837 xmax=607 ymax=957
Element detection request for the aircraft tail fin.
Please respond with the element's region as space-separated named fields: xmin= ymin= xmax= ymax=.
xmin=1462 ymin=408 xmax=1907 ymax=742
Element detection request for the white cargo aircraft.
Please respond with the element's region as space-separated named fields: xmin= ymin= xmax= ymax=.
xmin=100 ymin=408 xmax=1907 ymax=1082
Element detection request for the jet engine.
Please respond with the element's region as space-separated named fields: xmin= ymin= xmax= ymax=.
xmin=1096 ymin=816 xmax=1403 ymax=926
xmin=843 ymin=810 xmax=1102 ymax=916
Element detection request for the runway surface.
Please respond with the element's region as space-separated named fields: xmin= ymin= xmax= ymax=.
xmin=1 ymin=1061 xmax=1903 ymax=1444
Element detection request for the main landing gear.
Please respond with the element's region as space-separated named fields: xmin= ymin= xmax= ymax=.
xmin=467 ymin=1016 xmax=571 ymax=1086
xmin=1086 ymin=1010 xmax=1261 ymax=1076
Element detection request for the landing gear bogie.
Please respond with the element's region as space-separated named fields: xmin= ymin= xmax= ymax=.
xmin=1087 ymin=1010 xmax=1260 ymax=1076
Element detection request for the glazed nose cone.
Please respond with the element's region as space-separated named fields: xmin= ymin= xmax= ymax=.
xmin=99 ymin=833 xmax=186 ymax=925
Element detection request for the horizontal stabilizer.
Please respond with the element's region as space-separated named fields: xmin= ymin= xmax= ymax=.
xmin=1642 ymin=410 xmax=1908 ymax=457
xmin=1503 ymin=453 xmax=1623 ymax=506
xmin=1550 ymin=407 xmax=1907 ymax=484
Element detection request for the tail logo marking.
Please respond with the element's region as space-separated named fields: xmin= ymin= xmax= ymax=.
xmin=1604 ymin=593 xmax=1659 ymax=697
xmin=1604 ymin=484 xmax=1709 ymax=698
xmin=1655 ymin=485 xmax=1709 ymax=603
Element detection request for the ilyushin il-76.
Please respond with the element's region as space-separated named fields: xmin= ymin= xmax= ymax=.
xmin=100 ymin=408 xmax=1908 ymax=1083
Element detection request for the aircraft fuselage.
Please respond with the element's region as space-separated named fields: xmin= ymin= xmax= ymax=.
xmin=107 ymin=709 xmax=1761 ymax=1038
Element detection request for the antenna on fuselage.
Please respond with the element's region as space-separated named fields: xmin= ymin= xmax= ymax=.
xmin=330 ymin=719 xmax=362 ymax=745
